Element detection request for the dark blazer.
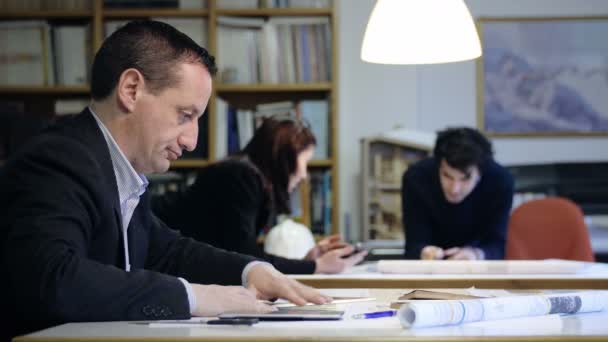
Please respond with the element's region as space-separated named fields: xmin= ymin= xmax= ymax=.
xmin=152 ymin=158 xmax=316 ymax=274
xmin=0 ymin=109 xmax=256 ymax=340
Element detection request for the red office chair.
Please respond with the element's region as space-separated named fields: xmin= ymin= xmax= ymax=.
xmin=506 ymin=197 xmax=595 ymax=261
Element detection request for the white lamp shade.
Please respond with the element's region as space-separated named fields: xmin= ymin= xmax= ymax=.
xmin=361 ymin=0 xmax=482 ymax=64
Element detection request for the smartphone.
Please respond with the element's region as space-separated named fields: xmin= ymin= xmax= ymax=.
xmin=342 ymin=242 xmax=366 ymax=258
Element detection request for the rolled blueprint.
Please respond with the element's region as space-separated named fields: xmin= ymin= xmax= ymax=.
xmin=398 ymin=291 xmax=608 ymax=329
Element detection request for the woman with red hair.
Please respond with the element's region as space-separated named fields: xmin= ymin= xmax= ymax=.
xmin=153 ymin=116 xmax=366 ymax=274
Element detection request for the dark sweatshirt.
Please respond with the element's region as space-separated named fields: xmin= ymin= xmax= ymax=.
xmin=153 ymin=158 xmax=316 ymax=274
xmin=402 ymin=157 xmax=514 ymax=260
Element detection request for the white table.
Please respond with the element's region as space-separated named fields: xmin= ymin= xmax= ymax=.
xmin=17 ymin=289 xmax=608 ymax=342
xmin=292 ymin=261 xmax=608 ymax=289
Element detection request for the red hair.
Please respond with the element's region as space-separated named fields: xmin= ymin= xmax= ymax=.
xmin=242 ymin=117 xmax=316 ymax=214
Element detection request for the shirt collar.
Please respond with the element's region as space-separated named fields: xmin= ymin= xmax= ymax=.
xmin=89 ymin=107 xmax=148 ymax=203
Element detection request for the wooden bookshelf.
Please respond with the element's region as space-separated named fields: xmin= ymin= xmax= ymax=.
xmin=215 ymin=8 xmax=332 ymax=16
xmin=0 ymin=0 xmax=340 ymax=235
xmin=0 ymin=11 xmax=93 ymax=19
xmin=360 ymin=137 xmax=432 ymax=243
xmin=103 ymin=9 xmax=209 ymax=18
xmin=216 ymin=83 xmax=332 ymax=92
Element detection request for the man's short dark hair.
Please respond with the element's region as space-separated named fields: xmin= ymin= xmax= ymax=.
xmin=91 ymin=20 xmax=217 ymax=100
xmin=433 ymin=127 xmax=493 ymax=173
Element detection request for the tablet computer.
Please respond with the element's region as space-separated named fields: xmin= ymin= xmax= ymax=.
xmin=218 ymin=308 xmax=344 ymax=321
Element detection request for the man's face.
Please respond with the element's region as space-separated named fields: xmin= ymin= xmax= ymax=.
xmin=129 ymin=62 xmax=212 ymax=174
xmin=438 ymin=159 xmax=480 ymax=204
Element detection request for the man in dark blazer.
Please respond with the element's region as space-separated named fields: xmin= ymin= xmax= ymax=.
xmin=0 ymin=20 xmax=328 ymax=341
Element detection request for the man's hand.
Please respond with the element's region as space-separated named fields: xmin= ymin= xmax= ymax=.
xmin=246 ymin=264 xmax=331 ymax=306
xmin=420 ymin=245 xmax=445 ymax=260
xmin=314 ymin=245 xmax=367 ymax=274
xmin=304 ymin=234 xmax=347 ymax=260
xmin=191 ymin=284 xmax=274 ymax=317
xmin=444 ymin=247 xmax=483 ymax=260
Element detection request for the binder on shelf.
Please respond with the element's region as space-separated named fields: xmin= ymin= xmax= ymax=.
xmin=216 ymin=0 xmax=258 ymax=9
xmin=227 ymin=106 xmax=240 ymax=155
xmin=236 ymin=109 xmax=255 ymax=149
xmin=217 ymin=16 xmax=264 ymax=84
xmin=215 ymin=97 xmax=228 ymax=160
xmin=0 ymin=21 xmax=53 ymax=86
xmin=298 ymin=99 xmax=328 ymax=160
xmin=309 ymin=169 xmax=331 ymax=234
xmin=152 ymin=18 xmax=208 ymax=48
xmin=52 ymin=25 xmax=89 ymax=86
xmin=178 ymin=0 xmax=207 ymax=9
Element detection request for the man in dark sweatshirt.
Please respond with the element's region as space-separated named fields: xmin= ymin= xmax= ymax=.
xmin=402 ymin=127 xmax=514 ymax=260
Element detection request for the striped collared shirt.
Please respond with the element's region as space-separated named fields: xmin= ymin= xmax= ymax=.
xmin=90 ymin=107 xmax=148 ymax=272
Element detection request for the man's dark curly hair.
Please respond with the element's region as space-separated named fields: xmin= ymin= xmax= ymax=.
xmin=433 ymin=127 xmax=493 ymax=174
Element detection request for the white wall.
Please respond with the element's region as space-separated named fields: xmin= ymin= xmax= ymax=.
xmin=336 ymin=0 xmax=418 ymax=241
xmin=337 ymin=0 xmax=608 ymax=240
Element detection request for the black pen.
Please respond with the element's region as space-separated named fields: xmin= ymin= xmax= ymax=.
xmin=144 ymin=318 xmax=259 ymax=327
xmin=207 ymin=318 xmax=259 ymax=326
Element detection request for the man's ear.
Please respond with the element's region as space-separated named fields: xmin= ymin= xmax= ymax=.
xmin=116 ymin=68 xmax=145 ymax=113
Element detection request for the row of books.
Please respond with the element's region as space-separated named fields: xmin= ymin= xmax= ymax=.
xmin=215 ymin=98 xmax=329 ymax=160
xmin=0 ymin=0 xmax=329 ymax=11
xmin=0 ymin=0 xmax=91 ymax=11
xmin=103 ymin=0 xmax=206 ymax=9
xmin=217 ymin=16 xmax=331 ymax=84
xmin=0 ymin=21 xmax=89 ymax=86
xmin=217 ymin=0 xmax=331 ymax=8
xmin=105 ymin=18 xmax=208 ymax=47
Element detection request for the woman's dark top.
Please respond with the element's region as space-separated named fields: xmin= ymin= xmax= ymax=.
xmin=152 ymin=157 xmax=316 ymax=274
xmin=402 ymin=157 xmax=514 ymax=260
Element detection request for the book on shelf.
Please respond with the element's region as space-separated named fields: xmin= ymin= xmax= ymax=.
xmin=52 ymin=24 xmax=90 ymax=86
xmin=309 ymin=169 xmax=331 ymax=234
xmin=217 ymin=16 xmax=264 ymax=84
xmin=255 ymin=101 xmax=294 ymax=117
xmin=0 ymin=21 xmax=54 ymax=86
xmin=236 ymin=109 xmax=255 ymax=149
xmin=297 ymin=99 xmax=328 ymax=160
xmin=214 ymin=97 xmax=229 ymax=159
xmin=54 ymin=99 xmax=90 ymax=116
xmin=178 ymin=0 xmax=207 ymax=9
xmin=216 ymin=0 xmax=258 ymax=9
xmin=226 ymin=105 xmax=240 ymax=155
